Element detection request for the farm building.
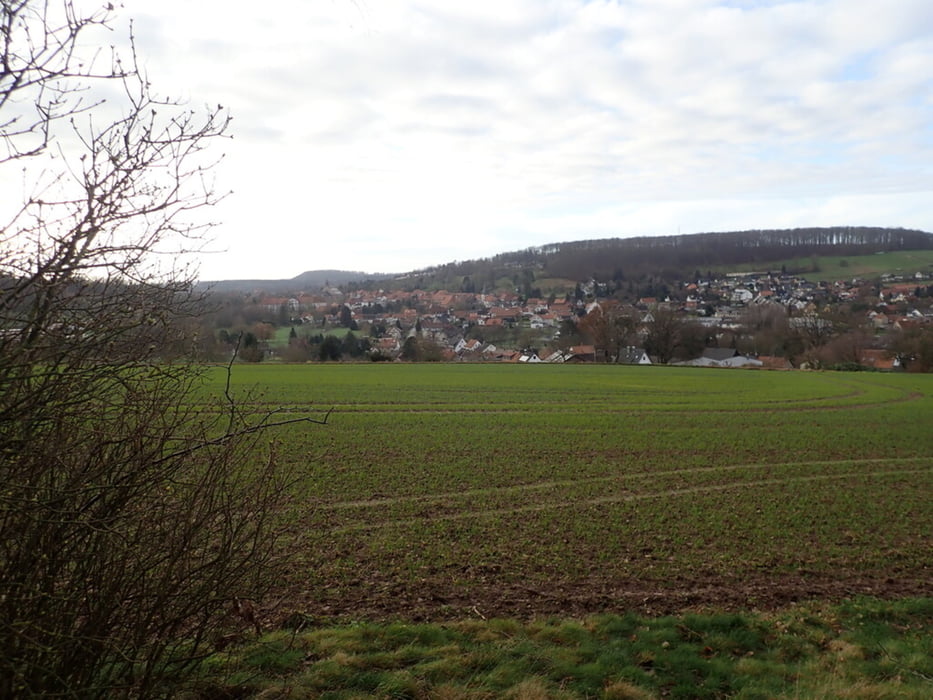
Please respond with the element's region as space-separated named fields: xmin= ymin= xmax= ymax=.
xmin=676 ymin=348 xmax=763 ymax=368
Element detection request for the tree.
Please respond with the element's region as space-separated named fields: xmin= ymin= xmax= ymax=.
xmin=556 ymin=318 xmax=583 ymax=350
xmin=400 ymin=336 xmax=420 ymax=360
xmin=642 ymin=306 xmax=684 ymax=364
xmin=339 ymin=304 xmax=356 ymax=329
xmin=341 ymin=330 xmax=363 ymax=358
xmin=239 ymin=330 xmax=264 ymax=362
xmin=400 ymin=336 xmax=443 ymax=361
xmin=281 ymin=333 xmax=313 ymax=362
xmin=319 ymin=334 xmax=343 ymax=361
xmin=0 ymin=3 xmax=326 ymax=696
xmin=677 ymin=320 xmax=711 ymax=360
xmin=578 ymin=302 xmax=637 ymax=362
xmin=789 ymin=310 xmax=845 ymax=367
xmin=888 ymin=324 xmax=933 ymax=372
xmin=739 ymin=303 xmax=790 ymax=356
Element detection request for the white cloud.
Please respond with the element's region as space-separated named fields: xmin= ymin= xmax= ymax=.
xmin=23 ymin=1 xmax=933 ymax=279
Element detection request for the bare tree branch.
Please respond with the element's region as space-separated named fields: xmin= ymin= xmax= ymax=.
xmin=0 ymin=3 xmax=317 ymax=697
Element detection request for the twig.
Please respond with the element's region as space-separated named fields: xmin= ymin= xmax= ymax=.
xmin=224 ymin=332 xmax=242 ymax=434
xmin=875 ymin=643 xmax=933 ymax=683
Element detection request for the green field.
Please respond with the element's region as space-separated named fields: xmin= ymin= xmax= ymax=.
xmin=726 ymin=249 xmax=933 ymax=282
xmin=204 ymin=364 xmax=933 ymax=623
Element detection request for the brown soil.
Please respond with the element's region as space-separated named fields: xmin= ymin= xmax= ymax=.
xmin=265 ymin=567 xmax=931 ymax=627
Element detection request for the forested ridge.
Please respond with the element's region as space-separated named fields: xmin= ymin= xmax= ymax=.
xmin=206 ymin=227 xmax=933 ymax=293
xmin=450 ymin=227 xmax=933 ymax=281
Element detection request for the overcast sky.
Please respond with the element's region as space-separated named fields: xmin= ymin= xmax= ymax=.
xmin=100 ymin=0 xmax=933 ymax=280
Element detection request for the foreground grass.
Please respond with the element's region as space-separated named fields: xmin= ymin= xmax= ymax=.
xmin=190 ymin=598 xmax=932 ymax=699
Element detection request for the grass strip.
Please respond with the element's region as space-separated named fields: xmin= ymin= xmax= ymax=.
xmin=188 ymin=597 xmax=932 ymax=699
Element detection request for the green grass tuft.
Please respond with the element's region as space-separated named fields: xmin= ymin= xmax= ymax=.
xmin=191 ymin=598 xmax=932 ymax=698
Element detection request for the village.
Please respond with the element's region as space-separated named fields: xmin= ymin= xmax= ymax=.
xmin=213 ymin=266 xmax=933 ymax=371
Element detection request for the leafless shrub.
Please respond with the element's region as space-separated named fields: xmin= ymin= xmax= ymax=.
xmin=0 ymin=3 xmax=324 ymax=696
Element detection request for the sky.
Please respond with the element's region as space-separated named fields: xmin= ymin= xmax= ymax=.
xmin=84 ymin=1 xmax=933 ymax=279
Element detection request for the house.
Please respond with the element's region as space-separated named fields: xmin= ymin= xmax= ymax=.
xmin=617 ymin=346 xmax=651 ymax=365
xmin=455 ymin=338 xmax=483 ymax=354
xmin=868 ymin=312 xmax=890 ymax=330
xmin=260 ymin=296 xmax=300 ymax=313
xmin=548 ymin=303 xmax=575 ymax=320
xmin=488 ymin=307 xmax=520 ymax=323
xmin=858 ymin=349 xmax=898 ymax=371
xmin=373 ymin=337 xmax=401 ymax=357
xmin=486 ymin=349 xmax=521 ymax=362
xmin=564 ymin=345 xmax=597 ymax=363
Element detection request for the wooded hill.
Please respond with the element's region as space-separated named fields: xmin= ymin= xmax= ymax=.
xmin=202 ymin=227 xmax=933 ymax=294
xmin=198 ymin=269 xmax=371 ymax=294
xmin=408 ymin=227 xmax=933 ymax=290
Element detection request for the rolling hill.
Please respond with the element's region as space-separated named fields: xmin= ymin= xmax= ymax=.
xmin=200 ymin=227 xmax=933 ymax=293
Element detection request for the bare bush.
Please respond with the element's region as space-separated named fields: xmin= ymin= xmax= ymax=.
xmin=0 ymin=3 xmax=322 ymax=696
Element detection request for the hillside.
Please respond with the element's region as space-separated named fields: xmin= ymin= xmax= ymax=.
xmin=196 ymin=269 xmax=374 ymax=293
xmin=199 ymin=227 xmax=933 ymax=293
xmin=408 ymin=227 xmax=933 ymax=291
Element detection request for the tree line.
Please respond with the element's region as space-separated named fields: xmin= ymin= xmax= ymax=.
xmin=389 ymin=227 xmax=933 ymax=292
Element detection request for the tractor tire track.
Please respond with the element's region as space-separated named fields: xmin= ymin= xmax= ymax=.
xmin=327 ymin=465 xmax=931 ymax=533
xmin=319 ymin=456 xmax=933 ymax=510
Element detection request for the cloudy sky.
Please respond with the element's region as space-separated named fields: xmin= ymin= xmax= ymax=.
xmin=101 ymin=0 xmax=932 ymax=280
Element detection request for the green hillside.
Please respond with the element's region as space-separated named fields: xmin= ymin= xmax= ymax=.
xmin=727 ymin=249 xmax=933 ymax=282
